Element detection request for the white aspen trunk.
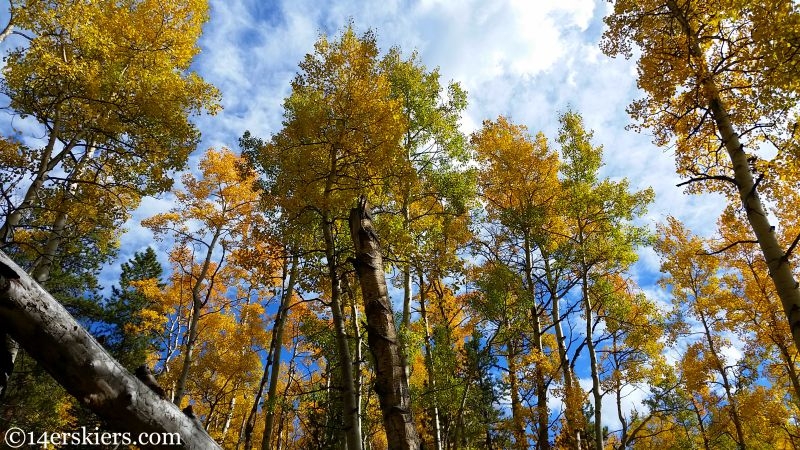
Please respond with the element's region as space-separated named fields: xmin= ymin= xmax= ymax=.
xmin=418 ymin=275 xmax=443 ymax=450
xmin=666 ymin=0 xmax=800 ymax=354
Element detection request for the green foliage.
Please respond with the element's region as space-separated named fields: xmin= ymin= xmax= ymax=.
xmin=104 ymin=248 xmax=164 ymax=370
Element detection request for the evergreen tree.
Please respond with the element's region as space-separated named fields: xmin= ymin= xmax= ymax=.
xmin=104 ymin=248 xmax=164 ymax=370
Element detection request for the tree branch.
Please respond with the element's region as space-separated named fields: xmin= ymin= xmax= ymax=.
xmin=699 ymin=239 xmax=759 ymax=256
xmin=784 ymin=232 xmax=800 ymax=262
xmin=676 ymin=174 xmax=737 ymax=187
xmin=0 ymin=250 xmax=221 ymax=449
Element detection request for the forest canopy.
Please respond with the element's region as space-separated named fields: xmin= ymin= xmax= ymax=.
xmin=0 ymin=1 xmax=799 ymax=449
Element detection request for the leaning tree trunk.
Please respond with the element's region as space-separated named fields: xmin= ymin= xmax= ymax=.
xmin=349 ymin=196 xmax=420 ymax=450
xmin=0 ymin=250 xmax=220 ymax=449
xmin=0 ymin=127 xmax=73 ymax=398
xmin=666 ymin=0 xmax=800 ymax=354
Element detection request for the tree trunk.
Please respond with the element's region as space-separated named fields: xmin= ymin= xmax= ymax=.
xmin=257 ymin=254 xmax=298 ymax=450
xmin=174 ymin=298 xmax=202 ymax=406
xmin=584 ymin=274 xmax=604 ymax=450
xmin=544 ymin=254 xmax=582 ymax=448
xmin=666 ymin=0 xmax=800 ymax=354
xmin=342 ymin=273 xmax=365 ymax=444
xmin=276 ymin=342 xmax=298 ymax=450
xmin=0 ymin=112 xmax=64 ymax=243
xmin=400 ymin=199 xmax=413 ymax=387
xmin=523 ymin=234 xmax=550 ymax=450
xmin=221 ymin=396 xmax=235 ymax=439
xmin=0 ymin=124 xmax=73 ymax=398
xmin=349 ymin=196 xmax=420 ymax=450
xmin=691 ymin=397 xmax=712 ymax=450
xmin=699 ymin=312 xmax=746 ymax=449
xmin=174 ymin=227 xmax=222 ymax=405
xmin=507 ymin=340 xmax=527 ymax=450
xmin=29 ymin=141 xmax=94 ymax=282
xmin=0 ymin=250 xmax=221 ymax=449
xmin=612 ymin=335 xmax=629 ymax=449
xmin=243 ymin=360 xmax=268 ymax=450
xmin=776 ymin=339 xmax=800 ymax=409
xmin=419 ymin=275 xmax=443 ymax=450
xmin=323 ymin=209 xmax=362 ymax=450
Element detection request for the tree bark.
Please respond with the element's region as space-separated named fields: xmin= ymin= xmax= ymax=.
xmin=0 ymin=250 xmax=220 ymax=449
xmin=507 ymin=340 xmax=527 ymax=450
xmin=349 ymin=196 xmax=420 ymax=450
xmin=418 ymin=275 xmax=443 ymax=450
xmin=257 ymin=254 xmax=298 ymax=450
xmin=323 ymin=208 xmax=362 ymax=450
xmin=543 ymin=254 xmax=582 ymax=448
xmin=584 ymin=273 xmax=604 ymax=450
xmin=522 ymin=234 xmax=550 ymax=450
xmin=666 ymin=0 xmax=800 ymax=354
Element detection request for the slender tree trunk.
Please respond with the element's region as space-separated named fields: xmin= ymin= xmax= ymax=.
xmin=699 ymin=312 xmax=746 ymax=449
xmin=453 ymin=381 xmax=469 ymax=450
xmin=691 ymin=397 xmax=712 ymax=450
xmin=276 ymin=340 xmax=298 ymax=450
xmin=221 ymin=396 xmax=235 ymax=439
xmin=349 ymin=197 xmax=420 ymax=450
xmin=400 ymin=166 xmax=413 ymax=330
xmin=584 ymin=273 xmax=603 ymax=450
xmin=0 ymin=112 xmax=64 ymax=242
xmin=256 ymin=255 xmax=298 ymax=450
xmin=343 ymin=274 xmax=365 ymax=444
xmin=544 ymin=254 xmax=582 ymax=448
xmin=507 ymin=340 xmax=527 ymax=450
xmin=174 ymin=298 xmax=202 ymax=406
xmin=777 ymin=339 xmax=800 ymax=409
xmin=352 ymin=297 xmax=365 ymax=445
xmin=0 ymin=135 xmax=80 ymax=399
xmin=666 ymin=0 xmax=800 ymax=354
xmin=523 ymin=234 xmax=550 ymax=450
xmin=244 ymin=354 xmax=269 ymax=450
xmin=419 ymin=275 xmax=443 ymax=450
xmin=402 ymin=267 xmax=412 ymax=328
xmin=0 ymin=251 xmax=221 ymax=448
xmin=323 ymin=208 xmax=362 ymax=450
xmin=612 ymin=335 xmax=629 ymax=449
xmin=400 ymin=199 xmax=413 ymax=388
xmin=174 ymin=227 xmax=222 ymax=405
xmin=30 ymin=206 xmax=69 ymax=282
xmin=30 ymin=141 xmax=95 ymax=282
xmin=532 ymin=330 xmax=550 ymax=450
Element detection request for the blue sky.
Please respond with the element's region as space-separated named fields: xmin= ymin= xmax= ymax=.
xmin=1 ymin=0 xmax=736 ymax=434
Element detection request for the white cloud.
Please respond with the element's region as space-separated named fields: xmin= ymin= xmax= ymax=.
xmin=578 ymin=377 xmax=651 ymax=436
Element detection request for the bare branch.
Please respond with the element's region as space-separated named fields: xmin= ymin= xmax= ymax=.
xmin=784 ymin=232 xmax=800 ymax=261
xmin=699 ymin=239 xmax=759 ymax=256
xmin=676 ymin=174 xmax=737 ymax=187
